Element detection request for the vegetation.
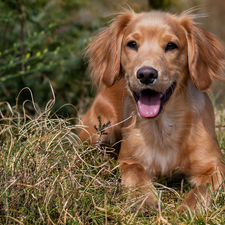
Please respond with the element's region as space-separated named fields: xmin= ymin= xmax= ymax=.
xmin=0 ymin=89 xmax=225 ymax=224
xmin=0 ymin=0 xmax=99 ymax=117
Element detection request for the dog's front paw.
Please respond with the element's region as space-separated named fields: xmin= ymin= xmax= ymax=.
xmin=124 ymin=187 xmax=159 ymax=213
xmin=177 ymin=203 xmax=190 ymax=214
xmin=120 ymin=162 xmax=159 ymax=212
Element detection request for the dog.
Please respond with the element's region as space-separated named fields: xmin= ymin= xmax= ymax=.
xmin=79 ymin=9 xmax=225 ymax=213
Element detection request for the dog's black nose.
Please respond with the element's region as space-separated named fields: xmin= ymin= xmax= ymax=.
xmin=137 ymin=67 xmax=158 ymax=84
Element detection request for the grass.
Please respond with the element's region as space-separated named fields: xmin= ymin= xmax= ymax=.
xmin=0 ymin=88 xmax=225 ymax=224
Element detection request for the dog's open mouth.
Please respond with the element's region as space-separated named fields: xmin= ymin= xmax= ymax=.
xmin=130 ymin=82 xmax=176 ymax=118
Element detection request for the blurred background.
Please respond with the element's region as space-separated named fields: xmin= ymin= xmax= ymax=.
xmin=0 ymin=0 xmax=225 ymax=118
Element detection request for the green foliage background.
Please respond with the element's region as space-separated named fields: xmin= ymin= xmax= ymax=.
xmin=0 ymin=0 xmax=100 ymax=116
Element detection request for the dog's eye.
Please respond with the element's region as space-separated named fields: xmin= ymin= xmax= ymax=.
xmin=166 ymin=42 xmax=178 ymax=51
xmin=127 ymin=41 xmax=137 ymax=50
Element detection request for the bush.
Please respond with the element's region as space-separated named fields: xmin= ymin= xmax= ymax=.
xmin=0 ymin=0 xmax=102 ymax=117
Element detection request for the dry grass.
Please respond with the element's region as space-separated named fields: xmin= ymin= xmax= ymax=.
xmin=0 ymin=88 xmax=225 ymax=224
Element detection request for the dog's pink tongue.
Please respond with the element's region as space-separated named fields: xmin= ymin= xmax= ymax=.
xmin=138 ymin=90 xmax=161 ymax=118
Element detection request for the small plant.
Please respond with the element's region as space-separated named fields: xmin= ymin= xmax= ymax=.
xmin=94 ymin=115 xmax=111 ymax=143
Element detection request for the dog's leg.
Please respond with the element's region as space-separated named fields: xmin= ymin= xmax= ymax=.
xmin=178 ymin=168 xmax=225 ymax=213
xmin=120 ymin=161 xmax=158 ymax=211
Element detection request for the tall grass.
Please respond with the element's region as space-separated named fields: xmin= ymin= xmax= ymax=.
xmin=0 ymin=89 xmax=225 ymax=224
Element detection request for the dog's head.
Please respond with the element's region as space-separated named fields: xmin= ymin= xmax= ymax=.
xmin=86 ymin=10 xmax=225 ymax=118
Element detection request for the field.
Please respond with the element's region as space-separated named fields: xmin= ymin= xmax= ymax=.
xmin=0 ymin=89 xmax=225 ymax=225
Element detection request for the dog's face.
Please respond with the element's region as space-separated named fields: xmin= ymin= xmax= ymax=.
xmin=121 ymin=12 xmax=189 ymax=117
xmin=86 ymin=10 xmax=224 ymax=118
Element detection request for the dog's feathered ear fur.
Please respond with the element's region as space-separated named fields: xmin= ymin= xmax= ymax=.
xmin=179 ymin=14 xmax=225 ymax=91
xmin=85 ymin=11 xmax=135 ymax=87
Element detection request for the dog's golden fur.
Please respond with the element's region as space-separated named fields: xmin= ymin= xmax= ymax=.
xmin=79 ymin=10 xmax=225 ymax=212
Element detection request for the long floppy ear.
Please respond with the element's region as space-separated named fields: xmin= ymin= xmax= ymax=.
xmin=179 ymin=14 xmax=225 ymax=91
xmin=85 ymin=11 xmax=135 ymax=87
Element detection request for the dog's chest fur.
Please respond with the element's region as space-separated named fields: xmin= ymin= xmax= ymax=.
xmin=123 ymin=102 xmax=191 ymax=177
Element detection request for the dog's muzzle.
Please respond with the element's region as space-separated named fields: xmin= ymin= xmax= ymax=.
xmin=130 ymin=82 xmax=176 ymax=118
